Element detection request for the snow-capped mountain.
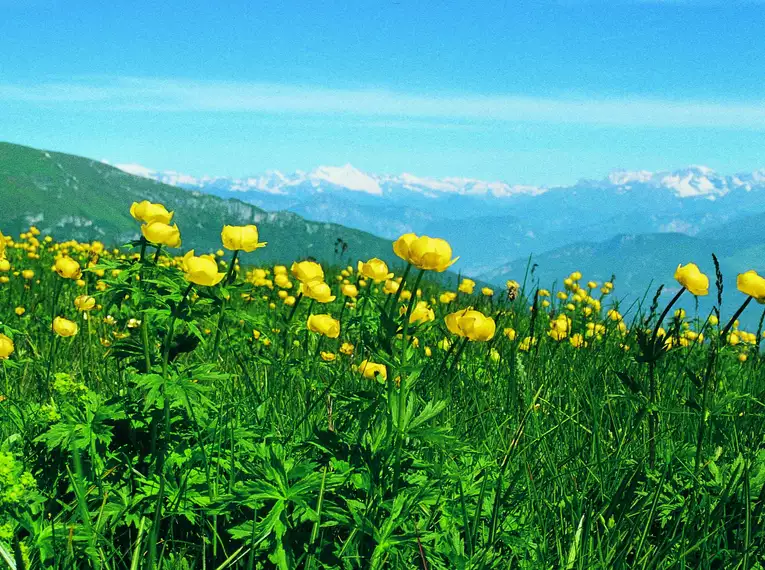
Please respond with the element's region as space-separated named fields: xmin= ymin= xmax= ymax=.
xmin=115 ymin=161 xmax=765 ymax=275
xmin=116 ymin=162 xmax=548 ymax=199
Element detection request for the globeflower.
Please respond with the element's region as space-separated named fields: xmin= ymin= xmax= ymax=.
xmin=383 ymin=280 xmax=399 ymax=295
xmin=274 ymin=273 xmax=292 ymax=289
xmin=74 ymin=295 xmax=96 ymax=312
xmin=54 ymin=256 xmax=82 ymax=280
xmin=737 ymin=270 xmax=765 ymax=303
xmin=307 ymin=314 xmax=340 ymax=338
xmin=291 ymin=260 xmax=324 ymax=284
xmin=482 ymin=287 xmax=494 ymax=296
xmin=406 ymin=301 xmax=435 ymax=324
xmin=674 ymin=263 xmax=709 ymax=296
xmin=445 ymin=308 xmax=496 ymax=341
xmin=302 ymin=280 xmax=336 ymax=303
xmin=130 ymin=200 xmax=173 ymax=224
xmin=0 ymin=334 xmax=14 ymax=359
xmin=341 ymin=283 xmax=358 ymax=298
xmin=182 ymin=250 xmax=225 ymax=286
xmin=548 ymin=314 xmax=571 ymax=341
xmin=357 ymin=258 xmax=393 ymax=283
xmin=53 ymin=316 xmax=78 ymax=337
xmin=141 ymin=222 xmax=181 ymax=248
xmin=459 ymin=278 xmax=475 ymax=294
xmin=357 ymin=359 xmax=387 ymax=381
xmin=393 ymin=233 xmax=457 ymax=272
xmin=221 ymin=224 xmax=267 ymax=252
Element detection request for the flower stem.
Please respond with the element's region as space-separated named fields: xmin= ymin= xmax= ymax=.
xmin=211 ymin=250 xmax=239 ymax=360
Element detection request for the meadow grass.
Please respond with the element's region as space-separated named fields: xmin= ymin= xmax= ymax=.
xmin=0 ymin=226 xmax=763 ymax=569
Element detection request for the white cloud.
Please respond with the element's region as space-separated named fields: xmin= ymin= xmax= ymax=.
xmin=3 ymin=76 xmax=765 ymax=129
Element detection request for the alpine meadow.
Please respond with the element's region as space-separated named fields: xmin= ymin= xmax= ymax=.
xmin=0 ymin=161 xmax=765 ymax=567
xmin=4 ymin=1 xmax=765 ymax=567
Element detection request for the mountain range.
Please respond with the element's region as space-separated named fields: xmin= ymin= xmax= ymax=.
xmin=119 ymin=161 xmax=765 ymax=281
xmin=2 ymin=141 xmax=764 ymax=326
xmin=0 ymin=143 xmax=400 ymax=269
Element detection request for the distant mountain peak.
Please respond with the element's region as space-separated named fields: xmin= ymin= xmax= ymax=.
xmin=309 ymin=164 xmax=382 ymax=195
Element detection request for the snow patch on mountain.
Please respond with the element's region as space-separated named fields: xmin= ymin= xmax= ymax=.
xmin=309 ymin=164 xmax=382 ymax=195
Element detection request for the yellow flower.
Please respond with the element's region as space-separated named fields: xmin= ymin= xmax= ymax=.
xmin=506 ymin=280 xmax=520 ymax=291
xmin=340 ymin=342 xmax=354 ymax=356
xmin=445 ymin=308 xmax=496 ymax=341
xmin=141 ymin=222 xmax=182 ymax=248
xmin=459 ymin=278 xmax=476 ymax=294
xmin=548 ymin=314 xmax=571 ymax=341
xmin=737 ymin=270 xmax=765 ymax=303
xmin=503 ymin=327 xmax=516 ymax=340
xmin=74 ymin=295 xmax=96 ymax=312
xmin=482 ymin=287 xmax=494 ymax=296
xmin=674 ymin=263 xmax=709 ymax=296
xmin=54 ymin=256 xmax=82 ymax=279
xmin=439 ymin=291 xmax=457 ymax=304
xmin=307 ymin=314 xmax=340 ymax=338
xmin=383 ymin=280 xmax=399 ymax=295
xmin=569 ymin=333 xmax=586 ymax=348
xmin=738 ymin=352 xmax=748 ymax=363
xmin=284 ymin=295 xmax=296 ymax=306
xmin=357 ymin=359 xmax=387 ymax=381
xmin=22 ymin=269 xmax=35 ymax=280
xmin=182 ymin=250 xmax=225 ymax=286
xmin=320 ymin=351 xmax=336 ymax=362
xmin=53 ymin=316 xmax=78 ymax=337
xmin=357 ymin=258 xmax=393 ymax=283
xmin=14 ymin=306 xmax=25 ymax=316
xmin=221 ymin=225 xmax=267 ymax=252
xmin=0 ymin=259 xmax=9 ymax=272
xmin=302 ymin=280 xmax=336 ymax=303
xmin=130 ymin=200 xmax=173 ymax=224
xmin=0 ymin=334 xmax=14 ymax=359
xmin=341 ymin=283 xmax=359 ymax=298
xmin=291 ymin=260 xmax=324 ymax=284
xmin=406 ymin=301 xmax=435 ymax=324
xmin=393 ymin=233 xmax=458 ymax=272
xmin=274 ymin=273 xmax=292 ymax=289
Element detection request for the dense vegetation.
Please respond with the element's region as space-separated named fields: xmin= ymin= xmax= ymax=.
xmin=0 ymin=203 xmax=764 ymax=569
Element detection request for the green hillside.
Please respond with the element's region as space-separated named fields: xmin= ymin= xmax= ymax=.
xmin=0 ymin=142 xmax=397 ymax=267
xmin=481 ymin=232 xmax=765 ymax=326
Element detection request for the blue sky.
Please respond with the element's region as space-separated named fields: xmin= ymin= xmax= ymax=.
xmin=2 ymin=0 xmax=765 ymax=185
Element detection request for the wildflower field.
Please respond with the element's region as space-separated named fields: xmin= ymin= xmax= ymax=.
xmin=1 ymin=201 xmax=765 ymax=569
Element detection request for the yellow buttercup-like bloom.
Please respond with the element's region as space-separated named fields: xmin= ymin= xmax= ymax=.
xmin=221 ymin=225 xmax=267 ymax=252
xmin=357 ymin=359 xmax=387 ymax=381
xmin=130 ymin=200 xmax=173 ymax=224
xmin=0 ymin=333 xmax=14 ymax=359
xmin=482 ymin=287 xmax=494 ymax=296
xmin=141 ymin=222 xmax=182 ymax=248
xmin=445 ymin=308 xmax=496 ymax=341
xmin=406 ymin=301 xmax=435 ymax=324
xmin=674 ymin=263 xmax=709 ymax=296
xmin=458 ymin=278 xmax=475 ymax=294
xmin=737 ymin=270 xmax=765 ymax=303
xmin=357 ymin=258 xmax=393 ymax=283
xmin=307 ymin=314 xmax=341 ymax=338
xmin=383 ymin=280 xmax=400 ymax=295
xmin=182 ymin=250 xmax=226 ymax=286
xmin=274 ymin=273 xmax=292 ymax=289
xmin=320 ymin=351 xmax=336 ymax=362
xmin=302 ymin=280 xmax=336 ymax=303
xmin=22 ymin=269 xmax=35 ymax=280
xmin=74 ymin=295 xmax=96 ymax=312
xmin=341 ymin=283 xmax=359 ymax=298
xmin=291 ymin=260 xmax=324 ymax=284
xmin=53 ymin=316 xmax=79 ymax=337
xmin=54 ymin=256 xmax=82 ymax=280
xmin=393 ymin=233 xmax=458 ymax=272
